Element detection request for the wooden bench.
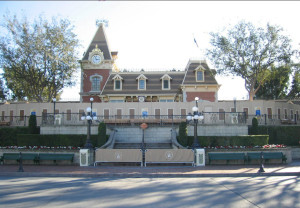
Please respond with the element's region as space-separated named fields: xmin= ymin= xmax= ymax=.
xmin=208 ymin=152 xmax=247 ymax=164
xmin=38 ymin=153 xmax=74 ymax=164
xmin=247 ymin=152 xmax=287 ymax=164
xmin=2 ymin=153 xmax=39 ymax=164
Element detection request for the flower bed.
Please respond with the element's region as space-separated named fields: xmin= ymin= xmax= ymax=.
xmin=0 ymin=146 xmax=80 ymax=150
xmin=201 ymin=144 xmax=287 ymax=150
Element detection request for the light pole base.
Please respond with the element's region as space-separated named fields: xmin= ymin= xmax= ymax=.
xmin=194 ymin=148 xmax=205 ymax=166
xmin=80 ymin=149 xmax=94 ymax=166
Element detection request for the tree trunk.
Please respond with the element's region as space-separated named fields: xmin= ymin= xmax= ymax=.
xmin=249 ymin=90 xmax=255 ymax=101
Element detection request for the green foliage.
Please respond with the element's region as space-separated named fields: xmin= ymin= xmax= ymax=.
xmin=16 ymin=134 xmax=100 ymax=147
xmin=28 ymin=115 xmax=38 ymax=134
xmin=288 ymin=71 xmax=300 ymax=99
xmin=251 ymin=117 xmax=259 ymax=135
xmin=249 ymin=126 xmax=300 ymax=146
xmin=206 ymin=21 xmax=294 ymax=101
xmin=181 ymin=135 xmax=269 ymax=148
xmin=0 ymin=14 xmax=80 ymax=102
xmin=255 ymin=65 xmax=291 ymax=99
xmin=0 ymin=127 xmax=29 ymax=146
xmin=97 ymin=122 xmax=107 ymax=147
xmin=0 ymin=78 xmax=7 ymax=101
xmin=178 ymin=122 xmax=188 ymax=146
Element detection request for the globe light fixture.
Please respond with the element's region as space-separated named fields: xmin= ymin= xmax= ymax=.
xmin=186 ymin=97 xmax=204 ymax=149
xmin=81 ymin=97 xmax=97 ymax=149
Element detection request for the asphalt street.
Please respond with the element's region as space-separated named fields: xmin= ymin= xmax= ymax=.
xmin=0 ymin=176 xmax=299 ymax=208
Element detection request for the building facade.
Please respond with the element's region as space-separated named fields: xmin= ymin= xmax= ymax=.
xmin=79 ymin=24 xmax=220 ymax=103
xmin=0 ymin=24 xmax=299 ymax=127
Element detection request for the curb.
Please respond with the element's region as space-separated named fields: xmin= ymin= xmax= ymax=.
xmin=0 ymin=172 xmax=299 ymax=178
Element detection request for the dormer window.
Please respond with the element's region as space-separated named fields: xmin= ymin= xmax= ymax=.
xmin=195 ymin=66 xmax=205 ymax=82
xmin=163 ymin=80 xmax=169 ymax=89
xmin=196 ymin=71 xmax=204 ymax=81
xmin=90 ymin=74 xmax=103 ymax=91
xmin=139 ymin=80 xmax=145 ymax=90
xmin=115 ymin=80 xmax=121 ymax=90
xmin=112 ymin=74 xmax=123 ymax=90
xmin=136 ymin=74 xmax=148 ymax=90
xmin=160 ymin=74 xmax=172 ymax=90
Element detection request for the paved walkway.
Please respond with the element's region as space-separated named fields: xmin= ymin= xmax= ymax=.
xmin=1 ymin=161 xmax=300 ymax=177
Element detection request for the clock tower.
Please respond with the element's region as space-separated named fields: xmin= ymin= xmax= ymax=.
xmin=79 ymin=23 xmax=117 ymax=102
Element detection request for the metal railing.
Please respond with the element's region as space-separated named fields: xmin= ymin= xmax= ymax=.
xmin=39 ymin=112 xmax=249 ymax=127
xmin=1 ymin=112 xmax=298 ymax=127
xmin=0 ymin=116 xmax=42 ymax=127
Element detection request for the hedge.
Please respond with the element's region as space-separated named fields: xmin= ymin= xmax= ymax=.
xmin=249 ymin=126 xmax=300 ymax=146
xmin=0 ymin=127 xmax=30 ymax=146
xmin=15 ymin=134 xmax=108 ymax=148
xmin=180 ymin=135 xmax=269 ymax=148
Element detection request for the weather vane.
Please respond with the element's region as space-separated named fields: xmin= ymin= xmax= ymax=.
xmin=96 ymin=19 xmax=109 ymax=27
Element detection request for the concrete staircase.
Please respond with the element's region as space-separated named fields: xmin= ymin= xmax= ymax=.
xmin=112 ymin=127 xmax=173 ymax=149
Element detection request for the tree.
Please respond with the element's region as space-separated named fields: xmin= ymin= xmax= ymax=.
xmin=0 ymin=14 xmax=80 ymax=102
xmin=288 ymin=71 xmax=300 ymax=99
xmin=255 ymin=65 xmax=291 ymax=99
xmin=0 ymin=78 xmax=7 ymax=101
xmin=207 ymin=21 xmax=294 ymax=101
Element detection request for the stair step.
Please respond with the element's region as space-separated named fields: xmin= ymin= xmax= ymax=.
xmin=114 ymin=143 xmax=172 ymax=149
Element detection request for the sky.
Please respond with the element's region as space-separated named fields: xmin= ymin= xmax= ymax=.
xmin=1 ymin=1 xmax=300 ymax=101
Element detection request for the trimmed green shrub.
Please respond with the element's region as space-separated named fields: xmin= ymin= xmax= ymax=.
xmin=178 ymin=122 xmax=188 ymax=146
xmin=28 ymin=115 xmax=38 ymax=134
xmin=250 ymin=117 xmax=259 ymax=135
xmin=0 ymin=127 xmax=29 ymax=146
xmin=16 ymin=134 xmax=101 ymax=147
xmin=179 ymin=135 xmax=269 ymax=148
xmin=97 ymin=122 xmax=107 ymax=147
xmin=249 ymin=126 xmax=300 ymax=146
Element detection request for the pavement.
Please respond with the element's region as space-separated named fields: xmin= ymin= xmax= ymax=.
xmin=1 ymin=161 xmax=300 ymax=178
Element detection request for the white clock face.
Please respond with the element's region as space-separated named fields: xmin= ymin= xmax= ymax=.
xmin=139 ymin=96 xmax=145 ymax=102
xmin=92 ymin=55 xmax=101 ymax=64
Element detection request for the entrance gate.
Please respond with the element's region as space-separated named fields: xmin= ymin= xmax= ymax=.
xmin=94 ymin=149 xmax=195 ymax=167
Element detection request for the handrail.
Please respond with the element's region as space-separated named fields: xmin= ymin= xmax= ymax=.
xmin=170 ymin=128 xmax=185 ymax=149
xmin=99 ymin=129 xmax=117 ymax=149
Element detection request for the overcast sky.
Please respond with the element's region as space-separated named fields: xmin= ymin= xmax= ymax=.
xmin=1 ymin=1 xmax=299 ymax=101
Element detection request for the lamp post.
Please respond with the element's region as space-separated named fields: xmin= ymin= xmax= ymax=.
xmin=233 ymin=97 xmax=237 ymax=112
xmin=186 ymin=97 xmax=204 ymax=149
xmin=53 ymin=98 xmax=56 ymax=116
xmin=52 ymin=98 xmax=56 ymax=125
xmin=81 ymin=97 xmax=97 ymax=149
xmin=53 ymin=98 xmax=56 ymax=115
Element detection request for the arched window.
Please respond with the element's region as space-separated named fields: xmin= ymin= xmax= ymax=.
xmin=90 ymin=75 xmax=103 ymax=92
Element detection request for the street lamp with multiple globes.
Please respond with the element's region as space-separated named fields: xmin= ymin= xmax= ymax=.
xmin=186 ymin=97 xmax=204 ymax=149
xmin=81 ymin=97 xmax=97 ymax=149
